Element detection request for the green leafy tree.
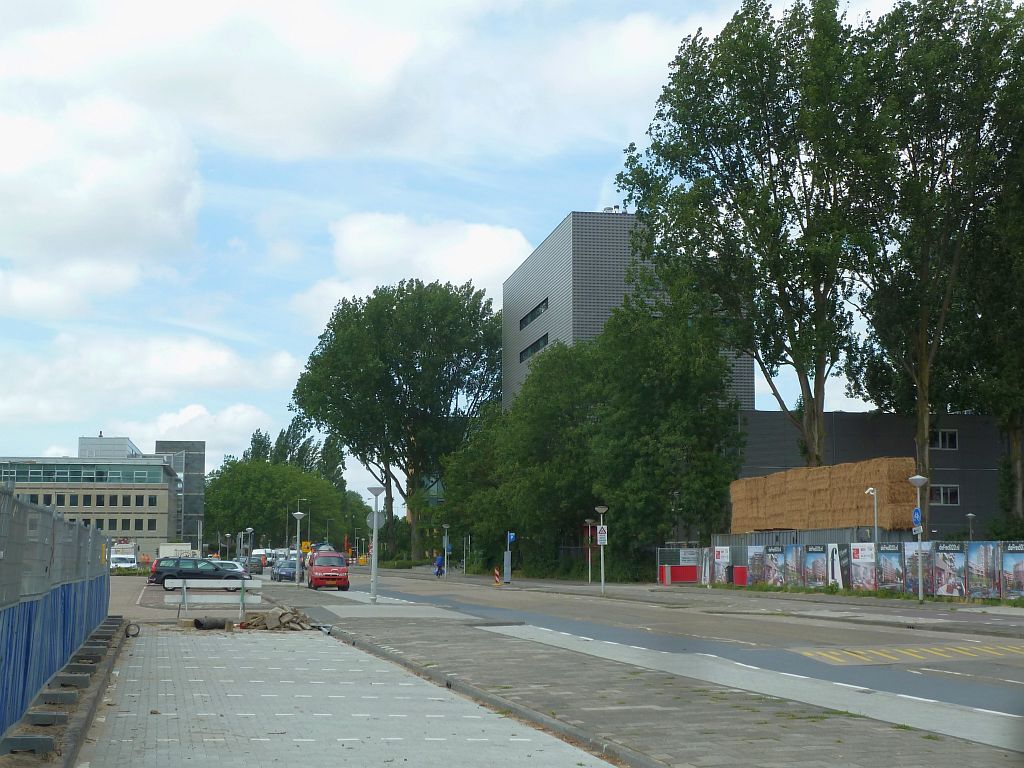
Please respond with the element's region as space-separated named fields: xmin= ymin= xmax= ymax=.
xmin=846 ymin=0 xmax=1023 ymax=533
xmin=619 ymin=0 xmax=871 ymax=467
xmin=293 ymin=279 xmax=501 ymax=559
xmin=241 ymin=429 xmax=272 ymax=463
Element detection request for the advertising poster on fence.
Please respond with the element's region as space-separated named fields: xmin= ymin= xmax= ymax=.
xmin=826 ymin=543 xmax=844 ymax=588
xmin=713 ymin=546 xmax=731 ymax=583
xmin=933 ymin=542 xmax=966 ymax=596
xmin=747 ymin=545 xmax=765 ymax=584
xmin=784 ymin=544 xmax=803 ymax=587
xmin=803 ymin=545 xmax=827 ymax=588
xmin=1001 ymin=542 xmax=1024 ymax=599
xmin=877 ymin=543 xmax=905 ymax=592
xmin=851 ymin=543 xmax=876 ymax=590
xmin=966 ymin=541 xmax=1000 ymax=598
xmin=904 ymin=541 xmax=933 ymax=596
xmin=764 ymin=545 xmax=784 ymax=586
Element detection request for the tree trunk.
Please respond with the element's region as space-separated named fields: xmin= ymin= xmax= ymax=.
xmin=1009 ymin=417 xmax=1024 ymax=523
xmin=384 ymin=469 xmax=396 ymax=558
xmin=407 ymin=468 xmax=421 ymax=561
xmin=914 ymin=354 xmax=931 ymax=538
xmin=802 ymin=404 xmax=825 ymax=468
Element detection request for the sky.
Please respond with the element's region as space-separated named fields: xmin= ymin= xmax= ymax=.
xmin=0 ymin=0 xmax=888 ymax=504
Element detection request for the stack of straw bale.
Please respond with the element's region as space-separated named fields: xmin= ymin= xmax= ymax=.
xmin=730 ymin=457 xmax=917 ymax=533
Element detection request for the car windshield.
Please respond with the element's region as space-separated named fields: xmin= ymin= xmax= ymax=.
xmin=281 ymin=559 xmax=296 ymax=567
xmin=316 ymin=556 xmax=345 ymax=567
xmin=111 ymin=556 xmax=133 ymax=563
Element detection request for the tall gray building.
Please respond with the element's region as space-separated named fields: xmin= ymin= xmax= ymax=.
xmin=155 ymin=440 xmax=206 ymax=546
xmin=502 ymin=209 xmax=756 ymax=408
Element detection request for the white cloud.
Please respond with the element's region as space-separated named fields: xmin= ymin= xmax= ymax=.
xmin=111 ymin=403 xmax=272 ymax=474
xmin=292 ymin=213 xmax=532 ymax=330
xmin=0 ymin=333 xmax=301 ymax=425
xmin=43 ymin=444 xmax=73 ymax=458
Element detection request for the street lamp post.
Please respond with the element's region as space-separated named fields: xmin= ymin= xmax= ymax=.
xmin=245 ymin=527 xmax=254 ymax=564
xmin=442 ymin=523 xmax=450 ymax=580
xmin=966 ymin=512 xmax=976 ymax=541
xmin=368 ymin=486 xmax=385 ymax=604
xmin=292 ymin=510 xmax=305 ymax=587
xmin=584 ymin=518 xmax=596 ymax=584
xmin=226 ymin=532 xmax=233 ymax=561
xmin=595 ymin=505 xmax=608 ymax=596
xmin=909 ymin=474 xmax=928 ymax=604
xmin=865 ymin=488 xmax=878 ymax=545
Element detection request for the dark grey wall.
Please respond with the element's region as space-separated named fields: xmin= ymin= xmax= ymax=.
xmin=739 ymin=410 xmax=1003 ymax=537
xmin=155 ymin=440 xmax=206 ymax=546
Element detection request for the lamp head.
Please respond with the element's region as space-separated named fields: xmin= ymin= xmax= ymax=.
xmin=292 ymin=511 xmax=305 ymax=521
xmin=965 ymin=512 xmax=976 ymax=519
xmin=865 ymin=487 xmax=875 ymax=495
xmin=595 ymin=505 xmax=608 ymax=516
xmin=245 ymin=527 xmax=253 ymax=533
xmin=367 ymin=486 xmax=385 ymax=498
xmin=908 ymin=474 xmax=928 ymax=488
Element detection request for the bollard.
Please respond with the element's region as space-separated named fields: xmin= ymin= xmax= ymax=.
xmin=493 ymin=567 xmax=501 ymax=586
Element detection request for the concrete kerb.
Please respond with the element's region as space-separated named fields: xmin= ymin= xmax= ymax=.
xmin=328 ymin=625 xmax=669 ymax=768
xmin=56 ymin=616 xmax=129 ymax=768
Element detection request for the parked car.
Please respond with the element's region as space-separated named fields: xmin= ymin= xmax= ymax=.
xmin=218 ymin=560 xmax=247 ymax=575
xmin=271 ymin=558 xmax=298 ymax=582
xmin=307 ymin=551 xmax=349 ymax=591
xmin=147 ymin=557 xmax=252 ymax=590
xmin=109 ymin=555 xmax=138 ymax=570
xmin=246 ymin=555 xmax=264 ymax=574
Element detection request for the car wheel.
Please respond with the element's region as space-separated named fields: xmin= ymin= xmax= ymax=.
xmin=339 ymin=585 xmax=349 ymax=591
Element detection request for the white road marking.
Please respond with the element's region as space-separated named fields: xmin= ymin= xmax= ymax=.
xmin=833 ymin=682 xmax=868 ymax=690
xmin=734 ymin=662 xmax=759 ymax=670
xmin=897 ymin=694 xmax=937 ymax=703
xmin=779 ymin=672 xmax=808 ymax=679
xmin=972 ymin=708 xmax=1021 ymax=718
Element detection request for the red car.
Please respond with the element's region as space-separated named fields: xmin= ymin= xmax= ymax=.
xmin=307 ymin=550 xmax=350 ymax=591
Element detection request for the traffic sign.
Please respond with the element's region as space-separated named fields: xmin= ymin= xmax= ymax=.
xmin=912 ymin=525 xmax=924 ymax=535
xmin=596 ymin=525 xmax=608 ymax=546
xmin=912 ymin=507 xmax=922 ymax=526
xmin=366 ymin=510 xmax=385 ymax=529
xmin=507 ymin=531 xmax=516 ymax=544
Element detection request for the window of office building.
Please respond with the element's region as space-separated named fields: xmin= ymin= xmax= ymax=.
xmin=147 ymin=518 xmax=157 ymax=531
xmin=56 ymin=494 xmax=65 ymax=506
xmin=136 ymin=495 xmax=144 ymax=507
xmin=930 ymin=484 xmax=960 ymax=506
xmin=929 ymin=429 xmax=958 ymax=450
xmin=134 ymin=518 xmax=143 ymax=531
xmin=29 ymin=494 xmax=39 ymax=504
xmin=83 ymin=494 xmax=92 ymax=507
xmin=70 ymin=494 xmax=79 ymax=506
xmin=109 ymin=495 xmax=118 ymax=507
xmin=108 ymin=518 xmax=116 ymax=530
xmin=43 ymin=494 xmax=52 ymax=506
xmin=520 ymin=298 xmax=549 ymax=330
xmin=97 ymin=495 xmax=105 ymax=507
xmin=519 ymin=333 xmax=549 ymax=363
xmin=82 ymin=519 xmax=90 ymax=527
xmin=121 ymin=519 xmax=130 ymax=531
xmin=96 ymin=519 xmax=104 ymax=530
xmin=148 ymin=495 xmax=157 ymax=507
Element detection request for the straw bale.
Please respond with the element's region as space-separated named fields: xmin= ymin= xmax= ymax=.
xmin=730 ymin=457 xmax=917 ymax=533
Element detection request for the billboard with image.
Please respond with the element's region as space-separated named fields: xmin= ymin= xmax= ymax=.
xmin=904 ymin=541 xmax=934 ymax=596
xmin=747 ymin=545 xmax=765 ymax=584
xmin=784 ymin=545 xmax=802 ymax=587
xmin=966 ymin=541 xmax=1000 ymax=598
xmin=1001 ymin=542 xmax=1024 ymax=599
xmin=803 ymin=545 xmax=827 ymax=588
xmin=877 ymin=543 xmax=904 ymax=592
xmin=713 ymin=546 xmax=731 ymax=583
xmin=764 ymin=545 xmax=785 ymax=586
xmin=932 ymin=542 xmax=966 ymax=597
xmin=851 ymin=543 xmax=876 ymax=591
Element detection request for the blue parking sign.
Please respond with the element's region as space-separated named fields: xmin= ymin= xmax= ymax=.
xmin=912 ymin=507 xmax=921 ymax=526
xmin=507 ymin=531 xmax=516 ymax=544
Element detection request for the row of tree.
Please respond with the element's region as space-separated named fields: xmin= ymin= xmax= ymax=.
xmin=204 ymin=419 xmax=370 ymax=553
xmin=619 ymin=0 xmax=1024 ymax=533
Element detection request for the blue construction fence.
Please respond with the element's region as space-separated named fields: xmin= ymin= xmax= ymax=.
xmin=0 ymin=485 xmax=110 ymax=739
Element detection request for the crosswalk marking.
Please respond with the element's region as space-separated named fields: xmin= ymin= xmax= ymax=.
xmin=794 ymin=642 xmax=1024 ymax=665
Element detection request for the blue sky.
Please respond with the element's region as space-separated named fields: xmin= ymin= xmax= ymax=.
xmin=0 ymin=0 xmax=882 ymax=500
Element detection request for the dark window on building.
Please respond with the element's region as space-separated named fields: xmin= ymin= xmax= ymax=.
xmin=930 ymin=485 xmax=960 ymax=506
xmin=96 ymin=495 xmax=105 ymax=507
xmin=121 ymin=519 xmax=130 ymax=531
xmin=135 ymin=495 xmax=144 ymax=507
xmin=134 ymin=518 xmax=143 ymax=531
xmin=70 ymin=494 xmax=79 ymax=506
xmin=56 ymin=493 xmax=65 ymax=506
xmin=929 ymin=429 xmax=958 ymax=450
xmin=108 ymin=518 xmax=116 ymax=530
xmin=520 ymin=298 xmax=549 ymax=330
xmin=148 ymin=495 xmax=157 ymax=507
xmin=109 ymin=495 xmax=118 ymax=507
xmin=96 ymin=519 xmax=104 ymax=530
xmin=519 ymin=333 xmax=549 ymax=363
xmin=147 ymin=518 xmax=157 ymax=531
xmin=122 ymin=494 xmax=131 ymax=507
xmin=43 ymin=494 xmax=52 ymax=506
xmin=29 ymin=494 xmax=39 ymax=504
xmin=82 ymin=519 xmax=90 ymax=527
xmin=83 ymin=494 xmax=92 ymax=507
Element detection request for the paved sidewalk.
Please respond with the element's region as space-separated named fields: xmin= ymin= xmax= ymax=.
xmin=74 ymin=624 xmax=617 ymax=767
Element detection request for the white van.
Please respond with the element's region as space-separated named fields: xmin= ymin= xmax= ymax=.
xmin=110 ymin=554 xmax=138 ymax=570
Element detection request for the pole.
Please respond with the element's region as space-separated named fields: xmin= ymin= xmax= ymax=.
xmin=916 ymin=484 xmax=923 ymax=604
xmin=599 ymin=510 xmax=606 ymax=597
xmin=872 ymin=491 xmax=878 ymax=546
xmin=368 ymin=487 xmax=384 ymax=604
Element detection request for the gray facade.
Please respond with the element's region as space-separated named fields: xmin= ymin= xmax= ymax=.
xmin=155 ymin=440 xmax=206 ymax=546
xmin=502 ymin=210 xmax=756 ymax=408
xmin=740 ymin=410 xmax=1003 ymax=537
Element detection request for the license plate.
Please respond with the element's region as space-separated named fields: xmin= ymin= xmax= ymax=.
xmin=324 ymin=580 xmax=337 ymax=585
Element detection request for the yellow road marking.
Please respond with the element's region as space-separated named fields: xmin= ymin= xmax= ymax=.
xmin=995 ymin=645 xmax=1024 ymax=655
xmin=892 ymin=648 xmax=928 ymax=660
xmin=864 ymin=649 xmax=902 ymax=661
xmin=948 ymin=647 xmax=979 ymax=657
xmin=840 ymin=649 xmax=874 ymax=662
xmin=801 ymin=651 xmax=817 ymax=658
xmin=921 ymin=648 xmax=954 ymax=658
xmin=975 ymin=647 xmax=1005 ymax=656
xmin=816 ymin=651 xmax=850 ymax=664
